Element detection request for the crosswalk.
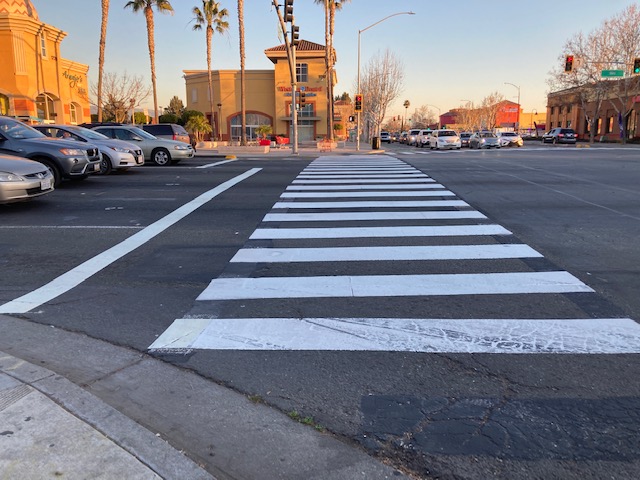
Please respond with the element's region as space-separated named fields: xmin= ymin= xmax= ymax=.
xmin=149 ymin=156 xmax=640 ymax=354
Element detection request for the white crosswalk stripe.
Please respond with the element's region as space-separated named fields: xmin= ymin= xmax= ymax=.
xmin=150 ymin=156 xmax=640 ymax=354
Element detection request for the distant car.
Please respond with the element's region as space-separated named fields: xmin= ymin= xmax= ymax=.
xmin=0 ymin=116 xmax=101 ymax=187
xmin=34 ymin=124 xmax=144 ymax=175
xmin=497 ymin=131 xmax=524 ymax=147
xmin=0 ymin=153 xmax=55 ymax=204
xmin=459 ymin=132 xmax=472 ymax=148
xmin=429 ymin=129 xmax=461 ymax=150
xmin=416 ymin=129 xmax=434 ymax=148
xmin=399 ymin=132 xmax=408 ymax=143
xmin=380 ymin=131 xmax=391 ymax=143
xmin=469 ymin=131 xmax=501 ymax=149
xmin=91 ymin=125 xmax=194 ymax=166
xmin=542 ymin=128 xmax=576 ymax=144
xmin=407 ymin=129 xmax=421 ymax=146
xmin=141 ymin=123 xmax=191 ymax=145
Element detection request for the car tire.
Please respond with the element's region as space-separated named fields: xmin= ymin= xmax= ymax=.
xmin=152 ymin=148 xmax=171 ymax=166
xmin=36 ymin=158 xmax=62 ymax=188
xmin=98 ymin=154 xmax=113 ymax=175
xmin=552 ymin=137 xmax=557 ymax=145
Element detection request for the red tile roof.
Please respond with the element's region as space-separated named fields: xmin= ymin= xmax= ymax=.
xmin=265 ymin=40 xmax=326 ymax=52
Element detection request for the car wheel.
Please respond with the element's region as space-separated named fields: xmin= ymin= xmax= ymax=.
xmin=98 ymin=154 xmax=113 ymax=175
xmin=36 ymin=158 xmax=62 ymax=188
xmin=152 ymin=148 xmax=171 ymax=166
xmin=552 ymin=137 xmax=557 ymax=145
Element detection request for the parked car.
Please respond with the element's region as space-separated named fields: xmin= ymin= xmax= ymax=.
xmin=469 ymin=131 xmax=501 ymax=149
xmin=407 ymin=129 xmax=421 ymax=146
xmin=91 ymin=125 xmax=194 ymax=166
xmin=0 ymin=116 xmax=101 ymax=187
xmin=542 ymin=128 xmax=577 ymax=144
xmin=0 ymin=153 xmax=55 ymax=204
xmin=416 ymin=129 xmax=434 ymax=148
xmin=459 ymin=132 xmax=472 ymax=147
xmin=141 ymin=123 xmax=191 ymax=144
xmin=380 ymin=131 xmax=391 ymax=143
xmin=34 ymin=124 xmax=144 ymax=175
xmin=429 ymin=129 xmax=461 ymax=150
xmin=497 ymin=131 xmax=524 ymax=147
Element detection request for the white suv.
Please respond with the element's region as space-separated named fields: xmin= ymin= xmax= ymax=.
xmin=429 ymin=129 xmax=461 ymax=150
xmin=416 ymin=129 xmax=434 ymax=148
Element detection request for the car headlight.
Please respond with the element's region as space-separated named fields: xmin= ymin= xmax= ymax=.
xmin=0 ymin=171 xmax=22 ymax=182
xmin=173 ymin=145 xmax=190 ymax=150
xmin=110 ymin=146 xmax=129 ymax=153
xmin=59 ymin=148 xmax=84 ymax=156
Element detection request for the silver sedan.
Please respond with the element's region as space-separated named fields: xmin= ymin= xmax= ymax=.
xmin=0 ymin=154 xmax=54 ymax=204
xmin=469 ymin=131 xmax=501 ymax=149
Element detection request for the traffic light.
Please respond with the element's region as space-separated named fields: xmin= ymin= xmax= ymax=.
xmin=284 ymin=0 xmax=293 ymax=23
xmin=634 ymin=58 xmax=640 ymax=74
xmin=354 ymin=94 xmax=363 ymax=112
xmin=348 ymin=115 xmax=355 ymax=122
xmin=299 ymin=90 xmax=306 ymax=107
xmin=291 ymin=25 xmax=299 ymax=47
xmin=564 ymin=55 xmax=574 ymax=73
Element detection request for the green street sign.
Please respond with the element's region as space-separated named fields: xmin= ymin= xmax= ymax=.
xmin=601 ymin=69 xmax=625 ymax=77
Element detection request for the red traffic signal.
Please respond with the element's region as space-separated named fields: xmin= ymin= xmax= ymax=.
xmin=564 ymin=55 xmax=574 ymax=72
xmin=354 ymin=94 xmax=363 ymax=112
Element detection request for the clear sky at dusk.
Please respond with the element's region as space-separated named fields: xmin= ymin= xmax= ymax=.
xmin=35 ymin=0 xmax=637 ymax=118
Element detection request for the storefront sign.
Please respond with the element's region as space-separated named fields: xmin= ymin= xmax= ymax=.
xmin=63 ymin=70 xmax=83 ymax=89
xmin=277 ymin=86 xmax=322 ymax=92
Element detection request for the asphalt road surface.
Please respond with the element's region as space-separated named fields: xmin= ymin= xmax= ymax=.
xmin=1 ymin=143 xmax=639 ymax=479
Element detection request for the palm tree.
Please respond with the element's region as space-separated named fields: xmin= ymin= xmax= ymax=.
xmin=124 ymin=0 xmax=174 ymax=125
xmin=192 ymin=1 xmax=229 ymax=141
xmin=97 ymin=0 xmax=110 ymax=122
xmin=237 ymin=0 xmax=246 ymax=145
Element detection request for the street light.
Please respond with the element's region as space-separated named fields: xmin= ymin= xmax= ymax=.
xmin=425 ymin=104 xmax=441 ymax=129
xmin=504 ymin=82 xmax=521 ymax=132
xmin=217 ymin=103 xmax=222 ymax=141
xmin=356 ymin=11 xmax=415 ymax=151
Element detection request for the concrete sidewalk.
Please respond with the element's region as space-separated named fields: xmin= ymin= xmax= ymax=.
xmin=0 ymin=315 xmax=406 ymax=480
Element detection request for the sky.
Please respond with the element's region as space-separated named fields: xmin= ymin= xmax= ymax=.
xmin=35 ymin=0 xmax=637 ymax=119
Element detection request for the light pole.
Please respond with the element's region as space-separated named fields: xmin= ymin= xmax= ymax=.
xmin=530 ymin=108 xmax=537 ymax=134
xmin=402 ymin=100 xmax=410 ymax=132
xmin=356 ymin=11 xmax=415 ymax=151
xmin=504 ymin=82 xmax=521 ymax=132
xmin=217 ymin=103 xmax=222 ymax=141
xmin=425 ymin=104 xmax=441 ymax=129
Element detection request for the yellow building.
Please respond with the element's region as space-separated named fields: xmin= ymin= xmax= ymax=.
xmin=183 ymin=40 xmax=333 ymax=142
xmin=0 ymin=0 xmax=90 ymax=123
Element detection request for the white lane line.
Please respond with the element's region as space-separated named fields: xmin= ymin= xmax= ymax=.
xmin=297 ymin=174 xmax=429 ymax=179
xmin=292 ymin=179 xmax=435 ymax=184
xmin=273 ymin=200 xmax=469 ymax=209
xmin=263 ymin=211 xmax=487 ymax=221
xmin=196 ymin=271 xmax=594 ymax=300
xmin=286 ymin=184 xmax=445 ymax=190
xmin=280 ymin=191 xmax=454 ymax=198
xmin=196 ymin=159 xmax=237 ymax=168
xmin=0 ymin=226 xmax=145 ymax=230
xmin=149 ymin=317 xmax=640 ymax=354
xmin=230 ymin=244 xmax=541 ymax=263
xmin=250 ymin=224 xmax=510 ymax=239
xmin=0 ymin=169 xmax=262 ymax=314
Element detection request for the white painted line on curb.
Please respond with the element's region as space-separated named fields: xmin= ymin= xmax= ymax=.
xmin=0 ymin=169 xmax=262 ymax=314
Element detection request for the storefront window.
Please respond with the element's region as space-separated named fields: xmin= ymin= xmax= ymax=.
xmin=296 ymin=63 xmax=308 ymax=83
xmin=70 ymin=103 xmax=78 ymax=124
xmin=230 ymin=113 xmax=271 ymax=140
xmin=40 ymin=33 xmax=47 ymax=57
xmin=36 ymin=93 xmax=56 ymax=121
xmin=0 ymin=94 xmax=9 ymax=116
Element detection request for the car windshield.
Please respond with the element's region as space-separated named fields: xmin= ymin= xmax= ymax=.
xmin=479 ymin=132 xmax=496 ymax=138
xmin=440 ymin=131 xmax=456 ymax=136
xmin=0 ymin=118 xmax=45 ymax=139
xmin=460 ymin=133 xmax=471 ymax=138
xmin=67 ymin=126 xmax=109 ymax=140
xmin=502 ymin=132 xmax=516 ymax=136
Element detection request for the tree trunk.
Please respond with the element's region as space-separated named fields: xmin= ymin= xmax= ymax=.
xmin=207 ymin=25 xmax=215 ymax=139
xmin=238 ymin=0 xmax=246 ymax=146
xmin=97 ymin=0 xmax=110 ymax=122
xmin=324 ymin=1 xmax=331 ymax=140
xmin=144 ymin=6 xmax=159 ymax=124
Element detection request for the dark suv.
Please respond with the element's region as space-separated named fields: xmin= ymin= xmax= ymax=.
xmin=542 ymin=128 xmax=577 ymax=144
xmin=0 ymin=117 xmax=101 ymax=186
xmin=141 ymin=123 xmax=190 ymax=144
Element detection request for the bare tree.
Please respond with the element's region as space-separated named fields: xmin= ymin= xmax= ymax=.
xmin=478 ymin=91 xmax=505 ymax=130
xmin=409 ymin=105 xmax=436 ymax=129
xmin=90 ymin=72 xmax=151 ymax=122
xmin=359 ymin=49 xmax=404 ymax=141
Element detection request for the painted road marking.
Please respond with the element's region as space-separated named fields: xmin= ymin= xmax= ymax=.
xmin=296 ymin=174 xmax=429 ymax=179
xmin=262 ymin=211 xmax=487 ymax=221
xmin=230 ymin=244 xmax=541 ymax=263
xmin=273 ymin=200 xmax=469 ymax=209
xmin=250 ymin=224 xmax=510 ymax=239
xmin=196 ymin=271 xmax=593 ymax=301
xmin=292 ymin=178 xmax=435 ymax=184
xmin=0 ymin=169 xmax=262 ymax=314
xmin=280 ymin=190 xmax=454 ymax=198
xmin=286 ymin=184 xmax=445 ymax=190
xmin=149 ymin=317 xmax=640 ymax=354
xmin=196 ymin=159 xmax=237 ymax=168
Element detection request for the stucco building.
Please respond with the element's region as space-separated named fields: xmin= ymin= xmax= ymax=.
xmin=0 ymin=0 xmax=90 ymax=124
xmin=183 ymin=40 xmax=334 ymax=142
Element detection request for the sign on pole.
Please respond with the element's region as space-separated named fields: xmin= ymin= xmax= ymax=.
xmin=601 ymin=69 xmax=625 ymax=78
